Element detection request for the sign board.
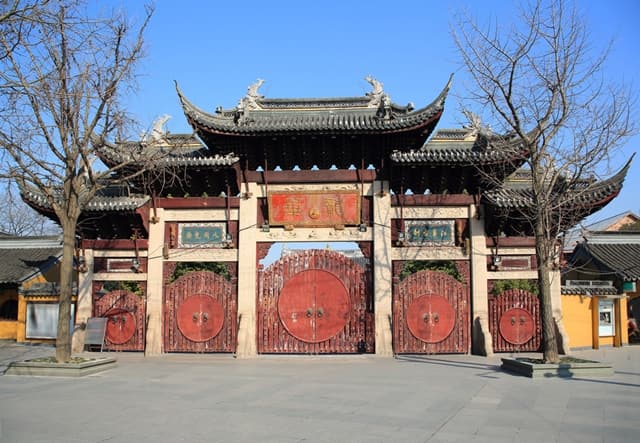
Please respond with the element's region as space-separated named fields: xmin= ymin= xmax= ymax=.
xmin=598 ymin=299 xmax=614 ymax=337
xmin=84 ymin=317 xmax=108 ymax=351
xmin=268 ymin=190 xmax=360 ymax=228
xmin=405 ymin=220 xmax=455 ymax=246
xmin=178 ymin=222 xmax=226 ymax=248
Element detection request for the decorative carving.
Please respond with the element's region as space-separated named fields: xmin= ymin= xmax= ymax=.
xmin=238 ymin=79 xmax=264 ymax=113
xmin=463 ymin=109 xmax=492 ymax=137
xmin=365 ymin=75 xmax=392 ymax=118
xmin=280 ymin=184 xmax=358 ymax=191
xmin=144 ymin=114 xmax=171 ymax=142
xmin=365 ymin=75 xmax=385 ymax=106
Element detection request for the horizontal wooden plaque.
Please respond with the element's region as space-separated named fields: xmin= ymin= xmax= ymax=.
xmin=268 ymin=190 xmax=360 ymax=228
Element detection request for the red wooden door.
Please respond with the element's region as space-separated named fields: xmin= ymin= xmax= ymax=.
xmin=489 ymin=288 xmax=541 ymax=352
xmin=93 ymin=289 xmax=146 ymax=351
xmin=164 ymin=270 xmax=237 ymax=353
xmin=393 ymin=269 xmax=470 ymax=354
xmin=258 ymin=249 xmax=374 ymax=354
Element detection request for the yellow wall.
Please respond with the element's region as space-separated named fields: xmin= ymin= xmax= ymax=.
xmin=562 ymin=294 xmax=594 ymax=348
xmin=562 ymin=294 xmax=628 ymax=349
xmin=0 ymin=320 xmax=17 ymax=339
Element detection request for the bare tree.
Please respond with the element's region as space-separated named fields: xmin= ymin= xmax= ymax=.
xmin=0 ymin=183 xmax=60 ymax=236
xmin=0 ymin=0 xmax=161 ymax=362
xmin=453 ymin=0 xmax=636 ymax=362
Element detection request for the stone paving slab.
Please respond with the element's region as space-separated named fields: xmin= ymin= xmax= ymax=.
xmin=0 ymin=343 xmax=638 ymax=442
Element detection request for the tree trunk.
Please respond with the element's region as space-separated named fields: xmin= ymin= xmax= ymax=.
xmin=55 ymin=216 xmax=78 ymax=362
xmin=534 ymin=222 xmax=559 ymax=363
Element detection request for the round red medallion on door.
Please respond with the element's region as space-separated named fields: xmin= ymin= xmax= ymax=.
xmin=499 ymin=307 xmax=535 ymax=345
xmin=176 ymin=294 xmax=224 ymax=343
xmin=406 ymin=295 xmax=456 ymax=343
xmin=277 ymin=269 xmax=350 ymax=343
xmin=104 ymin=307 xmax=136 ymax=345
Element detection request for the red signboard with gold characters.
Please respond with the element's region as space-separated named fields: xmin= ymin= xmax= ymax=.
xmin=268 ymin=190 xmax=360 ymax=228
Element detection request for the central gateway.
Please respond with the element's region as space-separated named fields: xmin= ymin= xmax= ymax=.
xmin=258 ymin=248 xmax=374 ymax=354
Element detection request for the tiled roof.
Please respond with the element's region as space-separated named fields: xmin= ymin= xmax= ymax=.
xmin=0 ymin=246 xmax=61 ymax=284
xmin=177 ymin=76 xmax=452 ymax=136
xmin=561 ymin=285 xmax=620 ymax=296
xmin=19 ymin=181 xmax=150 ymax=213
xmin=573 ymin=242 xmax=640 ymax=281
xmin=95 ymin=134 xmax=239 ymax=168
xmin=483 ymin=156 xmax=633 ymax=209
xmin=390 ymin=129 xmax=529 ymax=165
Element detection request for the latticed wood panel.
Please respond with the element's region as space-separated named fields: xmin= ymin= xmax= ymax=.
xmin=164 ymin=271 xmax=237 ymax=353
xmin=93 ymin=290 xmax=146 ymax=351
xmin=393 ymin=269 xmax=470 ymax=354
xmin=258 ymin=249 xmax=374 ymax=354
xmin=489 ymin=289 xmax=541 ymax=352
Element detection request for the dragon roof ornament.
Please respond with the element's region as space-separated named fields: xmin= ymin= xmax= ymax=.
xmin=238 ymin=78 xmax=265 ymax=112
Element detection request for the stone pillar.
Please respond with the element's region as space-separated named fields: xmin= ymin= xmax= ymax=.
xmin=469 ymin=205 xmax=493 ymax=356
xmin=145 ymin=207 xmax=165 ymax=356
xmin=236 ymin=182 xmax=258 ymax=358
xmin=72 ymin=249 xmax=94 ymax=353
xmin=372 ymin=180 xmax=393 ymax=356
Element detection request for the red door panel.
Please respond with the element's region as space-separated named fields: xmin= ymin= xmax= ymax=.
xmin=406 ymin=295 xmax=456 ymax=343
xmin=392 ymin=267 xmax=470 ymax=354
xmin=499 ymin=307 xmax=535 ymax=345
xmin=314 ymin=270 xmax=350 ymax=343
xmin=164 ymin=270 xmax=237 ymax=353
xmin=93 ymin=290 xmax=145 ymax=351
xmin=176 ymin=294 xmax=225 ymax=342
xmin=278 ymin=269 xmax=350 ymax=343
xmin=489 ymin=289 xmax=541 ymax=352
xmin=104 ymin=308 xmax=136 ymax=345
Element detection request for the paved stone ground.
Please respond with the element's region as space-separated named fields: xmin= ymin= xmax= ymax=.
xmin=0 ymin=342 xmax=638 ymax=442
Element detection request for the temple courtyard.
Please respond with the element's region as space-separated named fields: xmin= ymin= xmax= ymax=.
xmin=0 ymin=342 xmax=638 ymax=442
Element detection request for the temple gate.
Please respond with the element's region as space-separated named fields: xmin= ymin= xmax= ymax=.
xmin=18 ymin=76 xmax=626 ymax=356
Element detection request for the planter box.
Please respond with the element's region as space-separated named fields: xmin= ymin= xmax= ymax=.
xmin=5 ymin=357 xmax=116 ymax=377
xmin=501 ymin=357 xmax=613 ymax=378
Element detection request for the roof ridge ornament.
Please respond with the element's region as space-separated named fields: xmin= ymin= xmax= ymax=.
xmin=143 ymin=114 xmax=172 ymax=143
xmin=462 ymin=109 xmax=492 ymax=137
xmin=238 ymin=78 xmax=265 ymax=112
xmin=365 ymin=75 xmax=392 ymax=118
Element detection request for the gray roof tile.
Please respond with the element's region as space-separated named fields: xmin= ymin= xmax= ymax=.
xmin=0 ymin=247 xmax=61 ymax=284
xmin=574 ymin=242 xmax=640 ymax=281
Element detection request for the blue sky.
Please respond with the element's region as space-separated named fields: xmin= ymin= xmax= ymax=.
xmin=113 ymin=0 xmax=639 ymax=222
